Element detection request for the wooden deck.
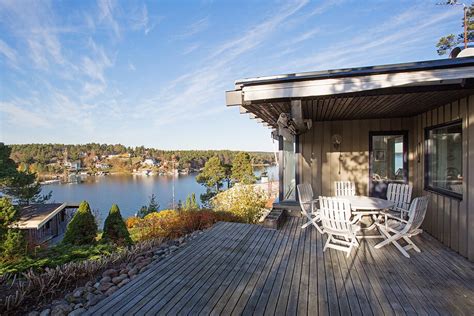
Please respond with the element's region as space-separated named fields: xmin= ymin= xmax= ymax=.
xmin=89 ymin=217 xmax=474 ymax=315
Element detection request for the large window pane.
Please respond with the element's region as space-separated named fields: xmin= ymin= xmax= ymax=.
xmin=426 ymin=121 xmax=463 ymax=198
xmin=370 ymin=132 xmax=408 ymax=198
xmin=282 ymin=135 xmax=296 ymax=201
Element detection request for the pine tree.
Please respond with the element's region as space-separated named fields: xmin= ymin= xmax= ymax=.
xmin=231 ymin=152 xmax=256 ymax=185
xmin=102 ymin=204 xmax=132 ymax=245
xmin=63 ymin=201 xmax=98 ymax=245
xmin=137 ymin=194 xmax=160 ymax=218
xmin=436 ymin=4 xmax=474 ymax=55
xmin=196 ymin=156 xmax=226 ymax=205
xmin=184 ymin=193 xmax=199 ymax=211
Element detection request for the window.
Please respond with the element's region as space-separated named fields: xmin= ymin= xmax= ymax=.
xmin=369 ymin=131 xmax=408 ymax=198
xmin=281 ymin=134 xmax=296 ymax=201
xmin=425 ymin=121 xmax=463 ymax=199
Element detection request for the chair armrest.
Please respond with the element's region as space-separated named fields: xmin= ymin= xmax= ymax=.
xmin=381 ymin=211 xmax=409 ymax=224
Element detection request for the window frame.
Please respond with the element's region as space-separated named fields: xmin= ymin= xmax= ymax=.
xmin=424 ymin=119 xmax=463 ymax=200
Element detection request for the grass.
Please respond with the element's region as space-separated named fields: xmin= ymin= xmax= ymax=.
xmin=0 ymin=243 xmax=120 ymax=275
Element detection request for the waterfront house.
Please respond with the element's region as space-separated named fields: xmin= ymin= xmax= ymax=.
xmin=15 ymin=203 xmax=79 ymax=246
xmin=226 ymin=56 xmax=474 ymax=261
xmin=64 ymin=160 xmax=81 ymax=171
xmin=142 ymin=158 xmax=159 ymax=167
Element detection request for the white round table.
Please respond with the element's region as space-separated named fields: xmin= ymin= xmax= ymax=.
xmin=339 ymin=196 xmax=395 ymax=233
xmin=339 ymin=196 xmax=395 ymax=212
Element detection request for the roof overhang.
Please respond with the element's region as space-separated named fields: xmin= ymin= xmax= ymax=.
xmin=15 ymin=203 xmax=78 ymax=230
xmin=226 ymin=57 xmax=474 ymax=128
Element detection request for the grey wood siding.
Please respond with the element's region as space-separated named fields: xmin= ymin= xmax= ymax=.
xmin=299 ymin=94 xmax=473 ymax=260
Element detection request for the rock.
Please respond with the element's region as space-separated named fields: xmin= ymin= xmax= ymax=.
xmin=128 ymin=267 xmax=138 ymax=277
xmin=93 ymin=282 xmax=100 ymax=289
xmin=178 ymin=237 xmax=185 ymax=244
xmin=68 ymin=308 xmax=86 ymax=316
xmin=73 ymin=303 xmax=84 ymax=310
xmin=155 ymin=249 xmax=165 ymax=256
xmin=85 ymin=281 xmax=94 ymax=288
xmin=170 ymin=245 xmax=178 ymax=252
xmin=98 ymin=282 xmax=114 ymax=292
xmin=112 ymin=274 xmax=128 ymax=284
xmin=86 ymin=293 xmax=105 ymax=307
xmin=139 ymin=266 xmax=148 ymax=274
xmin=133 ymin=256 xmax=145 ymax=264
xmin=40 ymin=309 xmax=51 ymax=316
xmin=72 ymin=287 xmax=84 ymax=298
xmin=28 ymin=311 xmax=40 ymax=316
xmin=100 ymin=276 xmax=112 ymax=284
xmin=119 ymin=268 xmax=129 ymax=275
xmin=131 ymin=275 xmax=138 ymax=280
xmin=51 ymin=303 xmax=72 ymax=316
xmin=105 ymin=286 xmax=119 ymax=296
xmin=102 ymin=268 xmax=118 ymax=278
xmin=117 ymin=278 xmax=130 ymax=288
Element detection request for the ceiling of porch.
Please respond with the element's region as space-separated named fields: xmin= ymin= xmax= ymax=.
xmin=243 ymin=86 xmax=474 ymax=128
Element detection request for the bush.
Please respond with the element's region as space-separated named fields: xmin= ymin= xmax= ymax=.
xmin=125 ymin=216 xmax=142 ymax=229
xmin=212 ymin=185 xmax=268 ymax=223
xmin=102 ymin=204 xmax=132 ymax=246
xmin=0 ymin=229 xmax=26 ymax=261
xmin=133 ymin=209 xmax=241 ymax=241
xmin=63 ymin=201 xmax=98 ymax=246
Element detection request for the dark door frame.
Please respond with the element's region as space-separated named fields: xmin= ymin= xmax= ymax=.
xmin=368 ymin=130 xmax=409 ymax=197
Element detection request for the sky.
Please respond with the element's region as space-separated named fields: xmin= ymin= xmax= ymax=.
xmin=0 ymin=0 xmax=466 ymax=151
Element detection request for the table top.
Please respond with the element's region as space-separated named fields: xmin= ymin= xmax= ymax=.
xmin=338 ymin=195 xmax=395 ymax=211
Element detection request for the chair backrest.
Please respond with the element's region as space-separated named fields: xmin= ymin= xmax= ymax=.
xmin=386 ymin=183 xmax=413 ymax=210
xmin=297 ymin=183 xmax=314 ymax=213
xmin=334 ymin=181 xmax=356 ymax=197
xmin=404 ymin=196 xmax=429 ymax=234
xmin=318 ymin=196 xmax=352 ymax=235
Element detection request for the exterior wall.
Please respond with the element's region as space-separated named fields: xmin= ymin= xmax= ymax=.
xmin=298 ymin=94 xmax=473 ymax=260
xmin=25 ymin=209 xmax=71 ymax=246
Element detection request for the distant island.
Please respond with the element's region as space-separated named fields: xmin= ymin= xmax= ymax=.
xmin=7 ymin=143 xmax=276 ymax=182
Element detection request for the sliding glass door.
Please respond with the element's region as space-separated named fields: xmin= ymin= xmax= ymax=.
xmin=369 ymin=131 xmax=408 ymax=198
xmin=281 ymin=134 xmax=296 ymax=201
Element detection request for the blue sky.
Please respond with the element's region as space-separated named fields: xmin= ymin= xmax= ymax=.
xmin=0 ymin=0 xmax=465 ymax=151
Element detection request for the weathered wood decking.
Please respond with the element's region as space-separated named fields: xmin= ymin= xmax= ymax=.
xmin=89 ymin=218 xmax=474 ymax=315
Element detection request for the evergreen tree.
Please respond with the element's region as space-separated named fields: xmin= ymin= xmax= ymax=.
xmin=0 ymin=143 xmax=18 ymax=185
xmin=137 ymin=194 xmax=160 ymax=218
xmin=184 ymin=193 xmax=199 ymax=210
xmin=231 ymin=152 xmax=256 ymax=185
xmin=0 ymin=197 xmax=26 ymax=260
xmin=102 ymin=204 xmax=132 ymax=245
xmin=437 ymin=3 xmax=474 ymax=55
xmin=63 ymin=201 xmax=98 ymax=245
xmin=196 ymin=156 xmax=226 ymax=205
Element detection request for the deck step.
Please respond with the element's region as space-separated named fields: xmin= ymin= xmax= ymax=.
xmin=262 ymin=209 xmax=286 ymax=229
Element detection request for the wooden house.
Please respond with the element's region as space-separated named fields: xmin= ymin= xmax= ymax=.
xmin=226 ymin=57 xmax=474 ymax=261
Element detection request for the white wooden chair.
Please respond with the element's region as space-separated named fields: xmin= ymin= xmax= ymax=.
xmin=386 ymin=183 xmax=413 ymax=218
xmin=297 ymin=184 xmax=323 ymax=234
xmin=334 ymin=181 xmax=356 ymax=197
xmin=374 ymin=196 xmax=429 ymax=258
xmin=319 ymin=196 xmax=360 ymax=257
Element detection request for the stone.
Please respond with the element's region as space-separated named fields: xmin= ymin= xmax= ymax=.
xmin=133 ymin=256 xmax=145 ymax=264
xmin=155 ymin=249 xmax=165 ymax=256
xmin=85 ymin=281 xmax=93 ymax=288
xmin=131 ymin=275 xmax=138 ymax=280
xmin=72 ymin=287 xmax=84 ymax=298
xmin=119 ymin=268 xmax=129 ymax=275
xmin=128 ymin=267 xmax=138 ymax=277
xmin=86 ymin=293 xmax=105 ymax=307
xmin=51 ymin=303 xmax=72 ymax=316
xmin=98 ymin=282 xmax=114 ymax=292
xmin=100 ymin=276 xmax=111 ymax=284
xmin=73 ymin=303 xmax=84 ymax=310
xmin=139 ymin=266 xmax=148 ymax=274
xmin=28 ymin=311 xmax=40 ymax=316
xmin=68 ymin=308 xmax=86 ymax=316
xmin=93 ymin=282 xmax=100 ymax=289
xmin=102 ymin=268 xmax=118 ymax=278
xmin=105 ymin=286 xmax=119 ymax=296
xmin=117 ymin=278 xmax=130 ymax=288
xmin=112 ymin=274 xmax=128 ymax=284
xmin=40 ymin=309 xmax=51 ymax=316
xmin=170 ymin=245 xmax=178 ymax=252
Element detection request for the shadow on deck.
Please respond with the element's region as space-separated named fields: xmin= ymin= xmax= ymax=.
xmin=88 ymin=217 xmax=474 ymax=315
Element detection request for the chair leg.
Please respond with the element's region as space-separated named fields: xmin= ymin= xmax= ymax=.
xmin=403 ymin=236 xmax=421 ymax=253
xmin=324 ymin=234 xmax=332 ymax=252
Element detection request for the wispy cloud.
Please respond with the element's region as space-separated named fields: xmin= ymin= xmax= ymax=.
xmin=182 ymin=43 xmax=200 ymax=55
xmin=0 ymin=100 xmax=52 ymax=128
xmin=128 ymin=62 xmax=136 ymax=71
xmin=0 ymin=39 xmax=18 ymax=67
xmin=98 ymin=0 xmax=120 ymax=38
xmin=81 ymin=39 xmax=113 ymax=83
xmin=288 ymin=28 xmax=320 ymax=45
xmin=177 ymin=17 xmax=209 ymax=39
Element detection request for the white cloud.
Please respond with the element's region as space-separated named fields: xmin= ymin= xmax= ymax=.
xmin=81 ymin=39 xmax=113 ymax=83
xmin=0 ymin=100 xmax=52 ymax=128
xmin=182 ymin=43 xmax=200 ymax=55
xmin=0 ymin=39 xmax=18 ymax=67
xmin=128 ymin=62 xmax=136 ymax=71
xmin=98 ymin=0 xmax=120 ymax=38
xmin=177 ymin=17 xmax=209 ymax=39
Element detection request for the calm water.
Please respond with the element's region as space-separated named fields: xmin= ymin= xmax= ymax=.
xmin=43 ymin=166 xmax=277 ymax=222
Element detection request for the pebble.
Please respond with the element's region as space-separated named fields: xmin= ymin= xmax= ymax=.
xmin=68 ymin=308 xmax=86 ymax=316
xmin=117 ymin=278 xmax=130 ymax=288
xmin=98 ymin=282 xmax=114 ymax=292
xmin=40 ymin=309 xmax=51 ymax=316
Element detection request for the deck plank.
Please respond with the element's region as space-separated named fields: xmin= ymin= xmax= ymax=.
xmin=86 ymin=217 xmax=474 ymax=316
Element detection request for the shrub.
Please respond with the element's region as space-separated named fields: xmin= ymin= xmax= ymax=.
xmin=102 ymin=204 xmax=132 ymax=246
xmin=212 ymin=185 xmax=268 ymax=223
xmin=0 ymin=229 xmax=26 ymax=262
xmin=125 ymin=216 xmax=142 ymax=229
xmin=133 ymin=209 xmax=241 ymax=242
xmin=183 ymin=193 xmax=199 ymax=211
xmin=63 ymin=201 xmax=98 ymax=246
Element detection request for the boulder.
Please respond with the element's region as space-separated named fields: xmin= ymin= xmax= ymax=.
xmin=98 ymin=282 xmax=114 ymax=292
xmin=28 ymin=311 xmax=40 ymax=316
xmin=112 ymin=274 xmax=128 ymax=285
xmin=128 ymin=267 xmax=138 ymax=277
xmin=51 ymin=303 xmax=72 ymax=316
xmin=117 ymin=278 xmax=130 ymax=288
xmin=68 ymin=308 xmax=86 ymax=316
xmin=105 ymin=286 xmax=119 ymax=296
xmin=72 ymin=287 xmax=84 ymax=298
xmin=86 ymin=293 xmax=105 ymax=307
xmin=102 ymin=268 xmax=118 ymax=278
xmin=100 ymin=276 xmax=112 ymax=284
xmin=39 ymin=309 xmax=51 ymax=316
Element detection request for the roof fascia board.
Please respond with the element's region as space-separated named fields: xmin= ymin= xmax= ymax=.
xmin=241 ymin=66 xmax=474 ymax=102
